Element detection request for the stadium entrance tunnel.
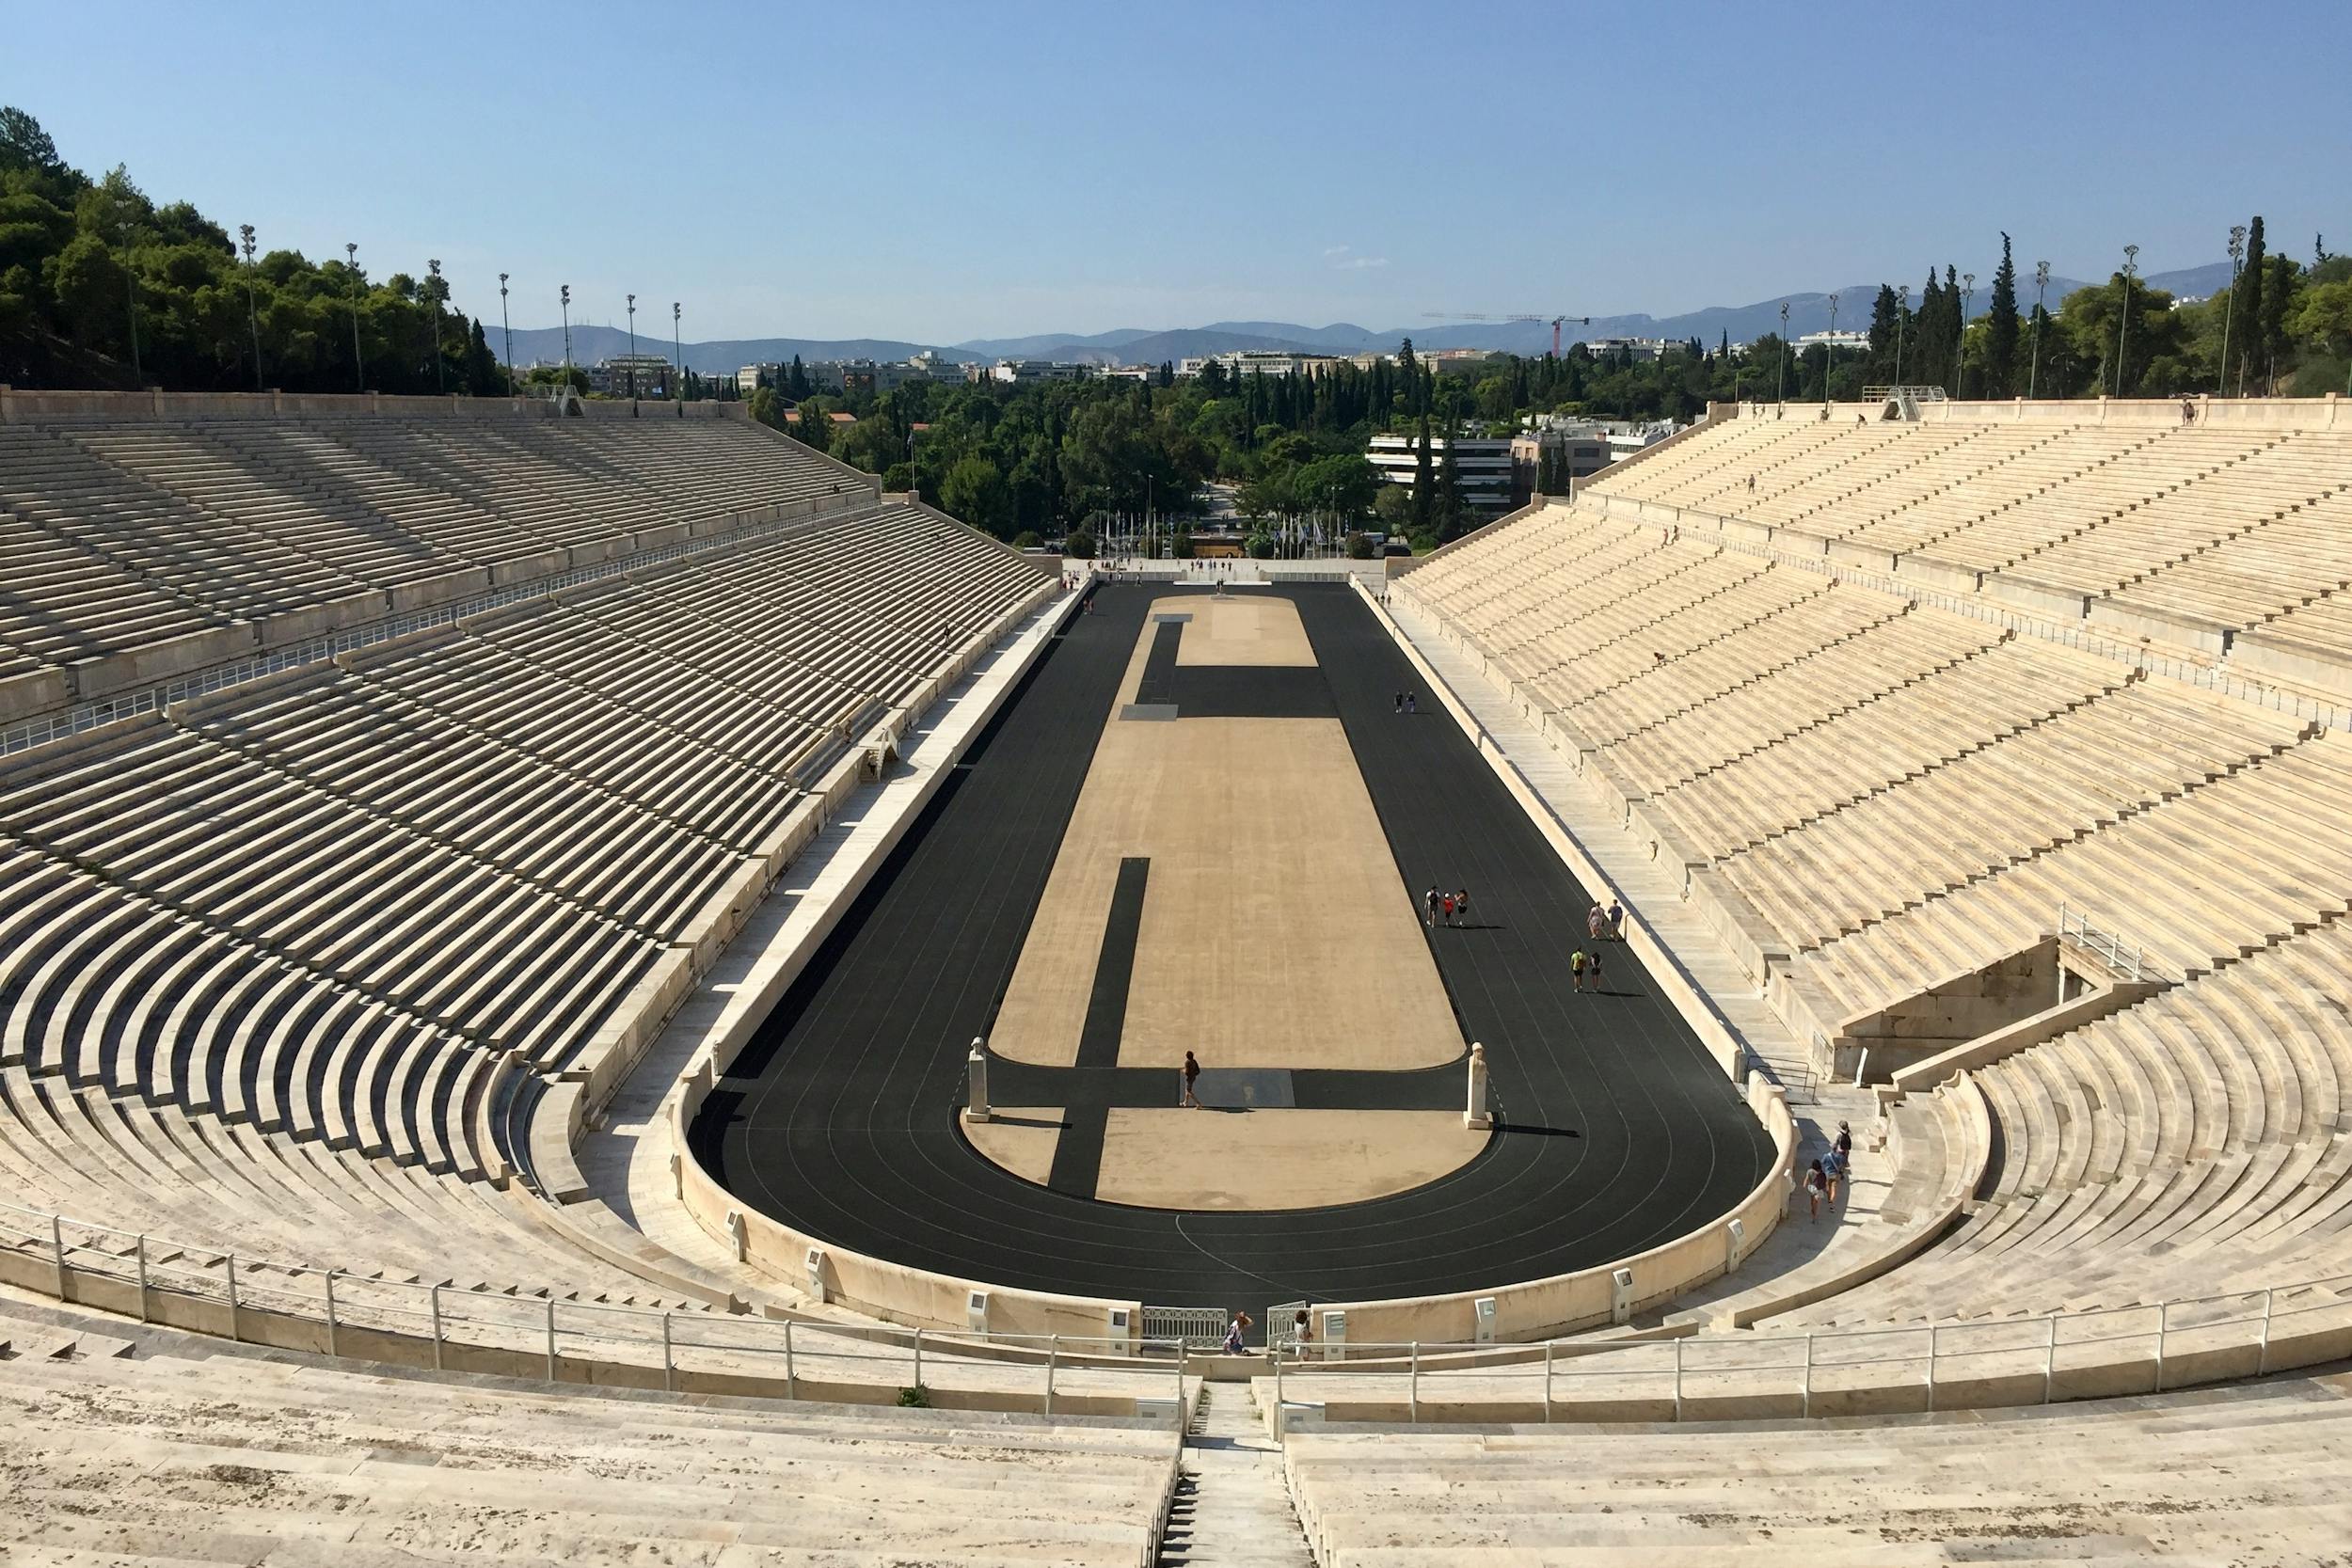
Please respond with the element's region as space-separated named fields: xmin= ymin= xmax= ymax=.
xmin=686 ymin=583 xmax=1773 ymax=1329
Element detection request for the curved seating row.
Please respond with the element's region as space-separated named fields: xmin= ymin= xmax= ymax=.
xmin=0 ymin=500 xmax=1051 ymax=1198
xmin=0 ymin=411 xmax=869 ymax=688
xmin=0 ymin=1302 xmax=1179 ymax=1568
xmin=1283 ymin=1373 xmax=2352 ymax=1565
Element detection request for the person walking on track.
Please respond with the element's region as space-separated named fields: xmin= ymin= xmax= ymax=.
xmin=1454 ymin=887 xmax=1471 ymax=927
xmin=1570 ymin=948 xmax=1589 ymax=992
xmin=1424 ymin=885 xmax=1442 ymax=927
xmin=1182 ymin=1051 xmax=1202 ymax=1109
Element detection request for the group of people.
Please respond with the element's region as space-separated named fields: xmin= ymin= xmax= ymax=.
xmin=1391 ymin=690 xmax=1420 ymax=714
xmin=1566 ymin=897 xmax=1627 ymax=993
xmin=1801 ymin=1120 xmax=1856 ymax=1221
xmin=1219 ymin=1307 xmax=1316 ymax=1355
xmin=1422 ymin=884 xmax=1473 ymax=927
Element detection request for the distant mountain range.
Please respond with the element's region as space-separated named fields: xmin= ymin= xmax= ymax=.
xmin=496 ymin=262 xmax=2233 ymax=372
xmin=493 ymin=325 xmax=986 ymax=374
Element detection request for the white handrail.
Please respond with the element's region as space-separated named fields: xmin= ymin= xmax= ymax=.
xmin=7 ymin=1194 xmax=2350 ymax=1420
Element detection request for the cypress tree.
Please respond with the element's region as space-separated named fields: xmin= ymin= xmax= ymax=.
xmin=2259 ymin=252 xmax=2295 ymax=393
xmin=2239 ymin=217 xmax=2266 ymax=392
xmin=1986 ymin=234 xmax=2021 ymax=397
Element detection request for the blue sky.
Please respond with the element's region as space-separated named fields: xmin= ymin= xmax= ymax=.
xmin=8 ymin=0 xmax=2347 ymax=343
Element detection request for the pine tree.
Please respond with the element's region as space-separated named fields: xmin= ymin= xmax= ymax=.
xmin=1867 ymin=285 xmax=1901 ymax=384
xmin=2259 ymin=252 xmax=2295 ymax=394
xmin=1985 ymin=234 xmax=2020 ymax=398
xmin=2239 ymin=217 xmax=2266 ymax=392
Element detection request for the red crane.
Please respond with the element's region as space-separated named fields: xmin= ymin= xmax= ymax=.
xmin=1422 ymin=312 xmax=1592 ymax=358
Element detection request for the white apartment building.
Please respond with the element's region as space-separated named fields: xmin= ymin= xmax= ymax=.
xmin=1364 ymin=433 xmax=1517 ymax=517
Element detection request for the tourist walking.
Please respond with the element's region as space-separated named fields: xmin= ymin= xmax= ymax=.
xmin=1569 ymin=948 xmax=1588 ymax=992
xmin=1822 ymin=1144 xmax=1847 ymax=1204
xmin=1424 ymin=885 xmax=1442 ymax=927
xmin=1607 ymin=897 xmax=1624 ymax=939
xmin=1835 ymin=1120 xmax=1853 ymax=1163
xmin=1454 ymin=888 xmax=1471 ymax=927
xmin=1587 ymin=946 xmax=1605 ymax=991
xmin=1588 ymin=903 xmax=1607 ymax=941
xmin=1804 ymin=1159 xmax=1828 ymax=1222
xmin=1182 ymin=1050 xmax=1201 ymax=1109
xmin=1441 ymin=892 xmax=1456 ymax=927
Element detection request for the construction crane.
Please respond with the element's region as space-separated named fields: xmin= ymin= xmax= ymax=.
xmin=1422 ymin=312 xmax=1592 ymax=358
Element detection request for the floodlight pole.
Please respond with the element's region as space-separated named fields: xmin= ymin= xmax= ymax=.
xmin=628 ymin=293 xmax=638 ymax=406
xmin=1825 ymin=292 xmax=1840 ymax=401
xmin=346 ymin=243 xmax=364 ymax=391
xmin=428 ymin=259 xmax=444 ymax=393
xmin=673 ymin=302 xmax=683 ymax=402
xmin=2113 ymin=245 xmax=2138 ymax=398
xmin=561 ymin=284 xmax=573 ymax=391
xmin=2028 ymin=262 xmax=2049 ymax=400
xmin=1776 ymin=301 xmax=1789 ymax=406
xmin=239 ymin=224 xmax=263 ymax=391
xmin=499 ymin=273 xmax=513 ymax=393
xmin=1955 ymin=274 xmax=1975 ymax=397
xmin=1894 ymin=285 xmax=1908 ymax=388
xmin=2220 ymin=226 xmax=2246 ymax=397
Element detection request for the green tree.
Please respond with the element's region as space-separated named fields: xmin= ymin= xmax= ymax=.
xmin=1984 ymin=234 xmax=2020 ymax=397
xmin=794 ymin=400 xmax=834 ymax=454
xmin=2238 ymin=216 xmax=2266 ymax=392
xmin=940 ymin=453 xmax=1013 ymax=536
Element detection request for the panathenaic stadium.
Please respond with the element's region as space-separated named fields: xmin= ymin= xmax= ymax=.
xmin=7 ymin=385 xmax=2352 ymax=1564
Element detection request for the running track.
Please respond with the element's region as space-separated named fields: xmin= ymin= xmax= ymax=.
xmin=690 ymin=583 xmax=1771 ymax=1320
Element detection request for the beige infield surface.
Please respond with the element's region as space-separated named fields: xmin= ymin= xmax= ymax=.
xmin=1093 ymin=1109 xmax=1483 ymax=1210
xmin=976 ymin=594 xmax=1482 ymax=1211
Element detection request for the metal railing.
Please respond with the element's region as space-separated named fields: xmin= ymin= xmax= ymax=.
xmin=1268 ymin=1274 xmax=2352 ymax=1421
xmin=7 ymin=1193 xmax=2348 ymax=1425
xmin=1143 ymin=1306 xmax=1234 ymax=1348
xmin=1 ymin=498 xmax=885 ymax=759
xmin=2058 ymin=902 xmax=2147 ymax=982
xmin=0 ymin=1198 xmax=1188 ymax=1419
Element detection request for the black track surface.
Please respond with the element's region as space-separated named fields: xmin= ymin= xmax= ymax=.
xmin=691 ymin=584 xmax=1770 ymax=1322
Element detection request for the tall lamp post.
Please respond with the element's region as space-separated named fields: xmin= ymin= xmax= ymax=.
xmin=672 ymin=302 xmax=683 ymax=403
xmin=1775 ymin=300 xmax=1790 ymax=406
xmin=345 ymin=243 xmax=364 ymax=391
xmin=2028 ymin=261 xmax=2050 ymax=399
xmin=238 ymin=224 xmax=263 ymax=391
xmin=1894 ymin=284 xmax=1909 ymax=388
xmin=2113 ymin=245 xmax=2139 ymax=397
xmin=1954 ymin=274 xmax=1975 ymax=396
xmin=1824 ymin=292 xmax=1841 ymax=402
xmin=560 ymin=284 xmax=573 ymax=393
xmin=498 ymin=273 xmax=513 ymax=393
xmin=2220 ymin=225 xmax=2247 ymax=397
xmin=119 ymin=217 xmax=141 ymax=386
xmin=627 ymin=294 xmax=639 ymax=405
xmin=427 ymin=259 xmax=445 ymax=393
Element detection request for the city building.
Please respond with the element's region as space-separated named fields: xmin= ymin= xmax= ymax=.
xmin=1581 ymin=336 xmax=1678 ymax=362
xmin=1510 ymin=418 xmax=1680 ymax=498
xmin=1793 ymin=329 xmax=1872 ymax=353
xmin=736 ymin=362 xmax=784 ymax=395
xmin=1364 ymin=433 xmax=1516 ymax=517
xmin=591 ymin=354 xmax=675 ymax=397
xmin=1176 ymin=350 xmax=1343 ymax=380
xmin=989 ymin=359 xmax=1091 ymax=385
